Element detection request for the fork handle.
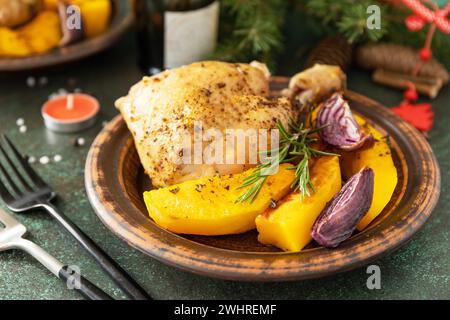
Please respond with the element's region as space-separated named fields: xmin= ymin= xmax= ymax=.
xmin=58 ymin=265 xmax=112 ymax=300
xmin=14 ymin=239 xmax=111 ymax=300
xmin=41 ymin=202 xmax=151 ymax=300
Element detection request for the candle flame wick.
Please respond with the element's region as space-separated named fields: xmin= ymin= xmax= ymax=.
xmin=67 ymin=94 xmax=74 ymax=111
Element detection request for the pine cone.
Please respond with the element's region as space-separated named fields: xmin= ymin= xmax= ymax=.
xmin=306 ymin=35 xmax=353 ymax=71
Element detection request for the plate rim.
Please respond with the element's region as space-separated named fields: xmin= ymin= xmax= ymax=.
xmin=85 ymin=82 xmax=441 ymax=281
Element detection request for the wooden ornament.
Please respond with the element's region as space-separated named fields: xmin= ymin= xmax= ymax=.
xmin=372 ymin=69 xmax=443 ymax=99
xmin=356 ymin=42 xmax=449 ymax=84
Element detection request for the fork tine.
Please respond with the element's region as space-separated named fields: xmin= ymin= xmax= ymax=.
xmin=2 ymin=135 xmax=48 ymax=189
xmin=0 ymin=144 xmax=34 ymax=192
xmin=0 ymin=159 xmax=22 ymax=197
xmin=0 ymin=162 xmax=18 ymax=203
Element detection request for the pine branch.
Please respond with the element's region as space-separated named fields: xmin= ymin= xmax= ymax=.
xmin=212 ymin=0 xmax=287 ymax=70
xmin=296 ymin=0 xmax=449 ymax=66
xmin=214 ymin=0 xmax=450 ymax=71
xmin=338 ymin=4 xmax=387 ymax=42
xmin=300 ymin=0 xmax=390 ymax=43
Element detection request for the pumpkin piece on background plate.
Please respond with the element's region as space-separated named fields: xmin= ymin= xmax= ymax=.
xmin=143 ymin=164 xmax=296 ymax=236
xmin=72 ymin=0 xmax=112 ymax=38
xmin=0 ymin=10 xmax=61 ymax=57
xmin=0 ymin=27 xmax=31 ymax=56
xmin=339 ymin=114 xmax=398 ymax=230
xmin=255 ymin=156 xmax=342 ymax=252
xmin=43 ymin=0 xmax=58 ymax=10
xmin=18 ymin=10 xmax=61 ymax=54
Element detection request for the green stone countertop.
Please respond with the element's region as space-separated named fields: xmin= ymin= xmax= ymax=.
xmin=0 ymin=34 xmax=449 ymax=300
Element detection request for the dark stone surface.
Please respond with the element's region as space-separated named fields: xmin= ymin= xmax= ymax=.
xmin=0 ymin=33 xmax=448 ymax=300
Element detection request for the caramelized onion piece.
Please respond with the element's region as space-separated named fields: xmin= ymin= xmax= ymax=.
xmin=58 ymin=0 xmax=84 ymax=47
xmin=317 ymin=93 xmax=373 ymax=151
xmin=311 ymin=167 xmax=374 ymax=248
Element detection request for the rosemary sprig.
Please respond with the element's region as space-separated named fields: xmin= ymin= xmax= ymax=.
xmin=236 ymin=119 xmax=337 ymax=203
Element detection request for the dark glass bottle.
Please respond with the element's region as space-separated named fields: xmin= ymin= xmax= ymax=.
xmin=135 ymin=0 xmax=219 ymax=75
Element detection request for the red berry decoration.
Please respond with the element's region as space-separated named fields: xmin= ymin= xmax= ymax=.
xmin=419 ymin=48 xmax=433 ymax=61
xmin=404 ymin=88 xmax=418 ymax=101
xmin=405 ymin=15 xmax=425 ymax=31
xmin=393 ymin=0 xmax=448 ymax=134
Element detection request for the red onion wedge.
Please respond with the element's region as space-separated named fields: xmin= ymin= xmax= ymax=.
xmin=317 ymin=93 xmax=373 ymax=151
xmin=58 ymin=1 xmax=85 ymax=47
xmin=311 ymin=167 xmax=374 ymax=248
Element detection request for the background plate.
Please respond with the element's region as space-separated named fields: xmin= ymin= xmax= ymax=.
xmin=0 ymin=0 xmax=133 ymax=72
xmin=85 ymin=77 xmax=440 ymax=281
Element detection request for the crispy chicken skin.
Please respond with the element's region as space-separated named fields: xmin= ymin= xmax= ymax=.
xmin=283 ymin=64 xmax=346 ymax=110
xmin=115 ymin=61 xmax=298 ymax=187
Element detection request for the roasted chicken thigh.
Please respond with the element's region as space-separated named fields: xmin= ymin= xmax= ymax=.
xmin=115 ymin=61 xmax=298 ymax=187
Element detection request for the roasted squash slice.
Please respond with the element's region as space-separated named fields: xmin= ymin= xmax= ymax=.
xmin=255 ymin=156 xmax=342 ymax=252
xmin=144 ymin=164 xmax=295 ymax=236
xmin=45 ymin=0 xmax=111 ymax=38
xmin=72 ymin=0 xmax=112 ymax=38
xmin=43 ymin=0 xmax=58 ymax=10
xmin=19 ymin=10 xmax=61 ymax=54
xmin=0 ymin=28 xmax=31 ymax=57
xmin=0 ymin=10 xmax=61 ymax=57
xmin=340 ymin=115 xmax=398 ymax=230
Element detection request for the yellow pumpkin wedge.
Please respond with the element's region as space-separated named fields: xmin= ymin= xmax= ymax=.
xmin=72 ymin=0 xmax=112 ymax=38
xmin=45 ymin=0 xmax=111 ymax=38
xmin=340 ymin=115 xmax=398 ymax=230
xmin=19 ymin=10 xmax=61 ymax=54
xmin=255 ymin=156 xmax=341 ymax=252
xmin=144 ymin=164 xmax=296 ymax=236
xmin=0 ymin=28 xmax=31 ymax=57
xmin=0 ymin=11 xmax=61 ymax=57
xmin=43 ymin=0 xmax=58 ymax=10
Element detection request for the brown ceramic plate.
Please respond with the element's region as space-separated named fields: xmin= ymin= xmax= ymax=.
xmin=0 ymin=0 xmax=133 ymax=72
xmin=85 ymin=77 xmax=440 ymax=281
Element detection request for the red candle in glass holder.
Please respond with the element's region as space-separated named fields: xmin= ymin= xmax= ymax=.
xmin=42 ymin=94 xmax=100 ymax=133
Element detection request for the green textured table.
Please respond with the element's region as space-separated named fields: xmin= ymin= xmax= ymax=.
xmin=0 ymin=34 xmax=449 ymax=300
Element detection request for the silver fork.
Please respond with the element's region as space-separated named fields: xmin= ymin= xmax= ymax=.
xmin=0 ymin=135 xmax=150 ymax=300
xmin=0 ymin=208 xmax=111 ymax=299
